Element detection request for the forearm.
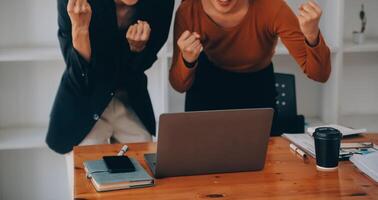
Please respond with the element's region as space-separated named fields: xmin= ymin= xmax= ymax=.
xmin=274 ymin=1 xmax=330 ymax=83
xmin=303 ymin=33 xmax=331 ymax=83
xmin=169 ymin=52 xmax=197 ymax=93
xmin=72 ymin=27 xmax=91 ymax=62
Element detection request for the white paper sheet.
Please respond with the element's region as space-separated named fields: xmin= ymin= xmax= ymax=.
xmin=350 ymin=152 xmax=378 ymax=183
xmin=282 ymin=133 xmax=316 ymax=157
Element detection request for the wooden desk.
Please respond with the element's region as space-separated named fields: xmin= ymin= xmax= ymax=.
xmin=74 ymin=134 xmax=378 ymax=200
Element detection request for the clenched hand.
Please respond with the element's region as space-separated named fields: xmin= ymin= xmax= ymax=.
xmin=297 ymin=1 xmax=322 ymax=46
xmin=126 ymin=20 xmax=151 ymax=52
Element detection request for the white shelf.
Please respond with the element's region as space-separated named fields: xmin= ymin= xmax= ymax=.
xmin=0 ymin=126 xmax=47 ymax=150
xmin=0 ymin=46 xmax=62 ymax=62
xmin=343 ymin=38 xmax=378 ymax=53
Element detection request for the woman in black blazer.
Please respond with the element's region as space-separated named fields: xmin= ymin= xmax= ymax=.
xmin=47 ymin=0 xmax=173 ymax=193
xmin=46 ymin=0 xmax=173 ymax=154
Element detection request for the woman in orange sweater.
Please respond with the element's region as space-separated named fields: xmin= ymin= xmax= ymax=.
xmin=170 ymin=0 xmax=331 ymax=135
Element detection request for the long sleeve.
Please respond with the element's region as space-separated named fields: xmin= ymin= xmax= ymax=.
xmin=129 ymin=0 xmax=174 ymax=73
xmin=272 ymin=2 xmax=331 ymax=83
xmin=57 ymin=0 xmax=93 ymax=95
xmin=169 ymin=9 xmax=197 ymax=93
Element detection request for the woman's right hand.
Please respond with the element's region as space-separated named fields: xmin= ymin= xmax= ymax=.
xmin=177 ymin=31 xmax=203 ymax=64
xmin=67 ymin=0 xmax=92 ymax=30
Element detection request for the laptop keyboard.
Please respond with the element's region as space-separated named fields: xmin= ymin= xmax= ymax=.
xmin=144 ymin=153 xmax=157 ymax=175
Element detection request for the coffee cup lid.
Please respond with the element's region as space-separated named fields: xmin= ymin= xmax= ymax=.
xmin=313 ymin=127 xmax=342 ymax=139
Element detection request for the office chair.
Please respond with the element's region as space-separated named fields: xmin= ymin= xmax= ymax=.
xmin=274 ymin=73 xmax=305 ymax=133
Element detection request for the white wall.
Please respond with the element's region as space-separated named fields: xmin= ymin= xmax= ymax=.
xmin=0 ymin=148 xmax=69 ymax=200
xmin=146 ymin=59 xmax=167 ymax=119
xmin=0 ymin=0 xmax=58 ymax=47
xmin=341 ymin=52 xmax=378 ymax=115
xmin=0 ymin=61 xmax=64 ymax=127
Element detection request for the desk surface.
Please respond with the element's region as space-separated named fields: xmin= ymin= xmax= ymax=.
xmin=74 ymin=134 xmax=378 ymax=200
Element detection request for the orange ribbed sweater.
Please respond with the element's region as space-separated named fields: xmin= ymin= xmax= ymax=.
xmin=170 ymin=0 xmax=331 ymax=93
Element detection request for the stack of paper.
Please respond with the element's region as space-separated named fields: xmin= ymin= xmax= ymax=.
xmin=350 ymin=152 xmax=378 ymax=183
xmin=307 ymin=124 xmax=367 ymax=137
xmin=281 ymin=134 xmax=376 ymax=159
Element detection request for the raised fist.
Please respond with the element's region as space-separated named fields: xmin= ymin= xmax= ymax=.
xmin=67 ymin=0 xmax=92 ymax=30
xmin=126 ymin=20 xmax=151 ymax=52
xmin=177 ymin=31 xmax=203 ymax=64
xmin=297 ymin=1 xmax=322 ymax=46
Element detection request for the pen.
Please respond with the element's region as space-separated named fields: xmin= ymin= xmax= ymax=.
xmin=341 ymin=142 xmax=373 ymax=149
xmin=290 ymin=143 xmax=307 ymax=159
xmin=117 ymin=145 xmax=129 ymax=156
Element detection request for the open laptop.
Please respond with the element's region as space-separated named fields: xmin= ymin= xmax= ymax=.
xmin=144 ymin=108 xmax=274 ymax=178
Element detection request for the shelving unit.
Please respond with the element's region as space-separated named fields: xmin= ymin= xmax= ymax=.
xmin=0 ymin=1 xmax=70 ymax=199
xmin=339 ymin=0 xmax=378 ymax=131
xmin=0 ymin=0 xmax=63 ymax=150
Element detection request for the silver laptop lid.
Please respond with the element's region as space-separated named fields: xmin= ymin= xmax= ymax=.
xmin=154 ymin=108 xmax=274 ymax=178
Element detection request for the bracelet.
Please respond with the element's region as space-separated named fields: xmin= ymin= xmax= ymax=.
xmin=182 ymin=56 xmax=197 ymax=69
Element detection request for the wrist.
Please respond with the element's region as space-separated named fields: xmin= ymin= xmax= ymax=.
xmin=71 ymin=28 xmax=91 ymax=62
xmin=72 ymin=29 xmax=90 ymax=44
xmin=305 ymin=31 xmax=320 ymax=47
xmin=72 ymin=26 xmax=89 ymax=36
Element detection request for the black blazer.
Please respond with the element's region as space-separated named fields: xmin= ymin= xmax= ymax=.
xmin=46 ymin=0 xmax=174 ymax=154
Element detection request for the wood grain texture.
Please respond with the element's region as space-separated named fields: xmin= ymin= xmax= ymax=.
xmin=74 ymin=134 xmax=378 ymax=200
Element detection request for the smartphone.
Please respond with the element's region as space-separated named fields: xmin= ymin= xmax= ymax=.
xmin=103 ymin=156 xmax=136 ymax=173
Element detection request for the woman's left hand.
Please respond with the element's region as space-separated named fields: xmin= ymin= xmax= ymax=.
xmin=126 ymin=20 xmax=151 ymax=52
xmin=297 ymin=1 xmax=322 ymax=46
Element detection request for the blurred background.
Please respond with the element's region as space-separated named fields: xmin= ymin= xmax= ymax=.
xmin=0 ymin=0 xmax=377 ymax=199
